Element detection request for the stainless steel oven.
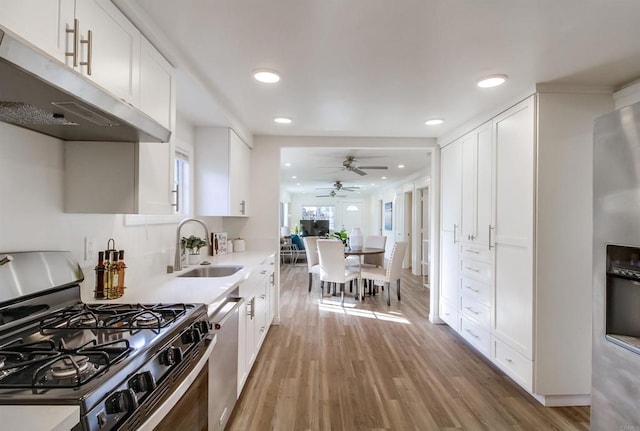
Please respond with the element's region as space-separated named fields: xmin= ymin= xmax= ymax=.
xmin=0 ymin=251 xmax=213 ymax=431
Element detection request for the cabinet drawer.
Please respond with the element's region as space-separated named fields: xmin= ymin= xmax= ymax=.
xmin=492 ymin=336 xmax=533 ymax=391
xmin=460 ymin=258 xmax=491 ymax=283
xmin=460 ymin=243 xmax=491 ymax=263
xmin=460 ymin=294 xmax=490 ymax=328
xmin=459 ymin=277 xmax=490 ymax=306
xmin=460 ymin=316 xmax=490 ymax=357
xmin=439 ymin=299 xmax=459 ymax=331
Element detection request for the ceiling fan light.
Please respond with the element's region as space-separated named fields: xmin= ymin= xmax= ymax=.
xmin=477 ymin=74 xmax=508 ymax=88
xmin=253 ymin=70 xmax=280 ymax=83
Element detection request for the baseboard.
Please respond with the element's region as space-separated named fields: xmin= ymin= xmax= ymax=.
xmin=531 ymin=393 xmax=591 ymax=407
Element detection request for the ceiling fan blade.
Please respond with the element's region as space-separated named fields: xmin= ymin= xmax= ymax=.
xmin=351 ymin=167 xmax=367 ymax=176
xmin=357 ymin=165 xmax=388 ymax=170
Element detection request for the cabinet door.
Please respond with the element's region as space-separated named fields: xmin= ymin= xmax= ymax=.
xmin=228 ymin=129 xmax=251 ymax=216
xmin=0 ymin=0 xmax=72 ymax=60
xmin=237 ymin=297 xmax=249 ymax=396
xmin=139 ymin=37 xmax=175 ymax=131
xmin=460 ymin=132 xmax=477 ymax=242
xmin=492 ymin=96 xmax=535 ymax=359
xmin=439 ymin=231 xmax=459 ymax=330
xmin=74 ymin=0 xmax=140 ymax=104
xmin=441 ymin=140 xmax=461 ymax=235
xmin=474 ymin=123 xmax=493 ymax=247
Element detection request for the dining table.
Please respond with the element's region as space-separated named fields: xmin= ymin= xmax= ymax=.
xmin=344 ymin=247 xmax=385 ymax=300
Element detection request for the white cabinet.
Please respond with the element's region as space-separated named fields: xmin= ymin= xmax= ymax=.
xmin=64 ymin=138 xmax=176 ymax=214
xmin=438 ymin=91 xmax=612 ymax=405
xmin=0 ymin=0 xmax=72 ymax=59
xmin=195 ymin=128 xmax=251 ymax=217
xmin=492 ymin=98 xmax=535 ymax=360
xmin=460 ymin=122 xmax=493 ymax=247
xmin=138 ymin=37 xmax=175 ymax=131
xmin=237 ymin=256 xmax=275 ymax=395
xmin=73 ymin=0 xmax=140 ymax=105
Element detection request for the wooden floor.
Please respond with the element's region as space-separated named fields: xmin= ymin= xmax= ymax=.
xmin=227 ymin=264 xmax=590 ymax=431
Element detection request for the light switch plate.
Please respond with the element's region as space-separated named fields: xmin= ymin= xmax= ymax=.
xmin=85 ymin=236 xmax=95 ymax=261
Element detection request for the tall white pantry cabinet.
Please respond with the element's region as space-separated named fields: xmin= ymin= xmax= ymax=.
xmin=438 ymin=90 xmax=612 ymax=406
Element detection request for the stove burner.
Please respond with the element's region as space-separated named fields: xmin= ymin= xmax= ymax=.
xmin=132 ymin=312 xmax=163 ymax=328
xmin=50 ymin=356 xmax=90 ymax=379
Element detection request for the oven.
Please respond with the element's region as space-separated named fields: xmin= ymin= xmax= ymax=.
xmin=0 ymin=251 xmax=213 ymax=431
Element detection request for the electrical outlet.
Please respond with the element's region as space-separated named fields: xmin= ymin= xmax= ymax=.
xmin=85 ymin=236 xmax=95 ymax=261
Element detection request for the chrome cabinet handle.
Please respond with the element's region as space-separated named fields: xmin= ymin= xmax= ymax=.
xmin=505 ymin=358 xmax=513 ymax=364
xmin=465 ymin=306 xmax=480 ymax=315
xmin=240 ymin=200 xmax=246 ymax=215
xmin=464 ymin=285 xmax=480 ymax=293
xmin=489 ymin=225 xmax=495 ymax=250
xmin=464 ymin=248 xmax=480 ymax=254
xmin=66 ymin=19 xmax=79 ymax=67
xmin=453 ymin=224 xmax=458 ymax=244
xmin=80 ymin=29 xmax=92 ymax=75
xmin=464 ymin=266 xmax=480 ymax=272
xmin=171 ymin=184 xmax=180 ymax=212
xmin=465 ymin=328 xmax=479 ymax=339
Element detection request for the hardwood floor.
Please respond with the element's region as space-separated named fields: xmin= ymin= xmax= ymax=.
xmin=227 ymin=264 xmax=589 ymax=431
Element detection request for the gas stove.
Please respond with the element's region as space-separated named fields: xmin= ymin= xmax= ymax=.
xmin=0 ymin=251 xmax=211 ymax=431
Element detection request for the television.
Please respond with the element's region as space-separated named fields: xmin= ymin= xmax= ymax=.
xmin=300 ymin=220 xmax=330 ymax=236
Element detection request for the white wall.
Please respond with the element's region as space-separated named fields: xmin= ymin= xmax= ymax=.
xmin=0 ymin=117 xmax=223 ymax=296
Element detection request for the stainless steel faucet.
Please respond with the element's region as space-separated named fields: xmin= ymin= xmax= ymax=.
xmin=174 ymin=218 xmax=211 ymax=271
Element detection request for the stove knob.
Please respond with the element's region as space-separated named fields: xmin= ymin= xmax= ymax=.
xmin=182 ymin=327 xmax=201 ymax=344
xmin=129 ymin=371 xmax=157 ymax=393
xmin=197 ymin=320 xmax=211 ymax=336
xmin=160 ymin=346 xmax=183 ymax=366
xmin=105 ymin=388 xmax=138 ymax=415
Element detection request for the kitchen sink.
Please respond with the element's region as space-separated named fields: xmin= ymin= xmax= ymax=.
xmin=178 ymin=265 xmax=243 ymax=278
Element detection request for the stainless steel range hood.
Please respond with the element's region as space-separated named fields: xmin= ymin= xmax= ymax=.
xmin=0 ymin=29 xmax=171 ymax=142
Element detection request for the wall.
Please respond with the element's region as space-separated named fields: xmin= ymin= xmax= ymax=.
xmin=0 ymin=116 xmax=223 ymax=295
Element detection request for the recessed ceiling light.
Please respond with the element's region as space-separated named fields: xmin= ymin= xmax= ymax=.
xmin=381 ymin=176 xmax=387 ymax=180
xmin=425 ymin=119 xmax=444 ymax=126
xmin=296 ymin=183 xmax=301 ymax=186
xmin=284 ymin=162 xmax=291 ymax=167
xmin=370 ymin=183 xmax=376 ymax=186
xmin=274 ymin=117 xmax=292 ymax=124
xmin=477 ymin=74 xmax=508 ymax=88
xmin=398 ymin=164 xmax=405 ymax=169
xmin=291 ymin=175 xmax=297 ymax=179
xmin=253 ymin=70 xmax=280 ymax=83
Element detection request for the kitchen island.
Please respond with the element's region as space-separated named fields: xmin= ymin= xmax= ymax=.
xmin=5 ymin=250 xmax=275 ymax=431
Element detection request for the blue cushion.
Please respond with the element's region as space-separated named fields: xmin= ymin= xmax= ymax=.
xmin=290 ymin=234 xmax=305 ymax=251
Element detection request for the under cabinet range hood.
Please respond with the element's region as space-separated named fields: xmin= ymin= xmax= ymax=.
xmin=0 ymin=28 xmax=171 ymax=142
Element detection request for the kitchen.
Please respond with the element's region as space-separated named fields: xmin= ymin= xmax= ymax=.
xmin=2 ymin=1 xmax=640 ymax=430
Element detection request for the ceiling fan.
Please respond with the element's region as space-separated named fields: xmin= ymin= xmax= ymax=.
xmin=316 ymin=190 xmax=346 ymax=198
xmin=315 ymin=180 xmax=360 ymax=192
xmin=341 ymin=155 xmax=388 ymax=176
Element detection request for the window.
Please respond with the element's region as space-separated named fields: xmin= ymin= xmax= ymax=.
xmin=301 ymin=205 xmax=335 ymax=231
xmin=174 ymin=149 xmax=190 ymax=215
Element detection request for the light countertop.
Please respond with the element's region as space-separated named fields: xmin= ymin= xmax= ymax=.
xmin=6 ymin=249 xmax=275 ymax=431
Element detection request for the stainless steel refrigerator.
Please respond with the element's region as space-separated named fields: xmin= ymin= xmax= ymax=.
xmin=593 ymin=100 xmax=640 ymax=429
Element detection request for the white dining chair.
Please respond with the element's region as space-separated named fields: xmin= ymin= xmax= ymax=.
xmin=360 ymin=241 xmax=408 ymax=306
xmin=302 ymin=236 xmax=321 ymax=292
xmin=317 ymin=239 xmax=359 ymax=304
xmin=361 ymin=235 xmax=387 ymax=295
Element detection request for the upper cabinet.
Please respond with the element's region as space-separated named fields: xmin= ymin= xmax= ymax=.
xmin=1 ymin=0 xmax=178 ymax=126
xmin=195 ymin=128 xmax=251 ymax=217
xmin=72 ymin=0 xmax=140 ymax=105
xmin=1 ymin=0 xmax=140 ymax=105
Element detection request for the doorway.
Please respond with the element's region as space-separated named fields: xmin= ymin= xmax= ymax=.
xmin=404 ymin=190 xmax=413 ymax=268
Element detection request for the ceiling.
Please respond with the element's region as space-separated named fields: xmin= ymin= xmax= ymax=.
xmin=280 ymin=148 xmax=431 ymax=195
xmin=120 ymin=0 xmax=640 ymax=193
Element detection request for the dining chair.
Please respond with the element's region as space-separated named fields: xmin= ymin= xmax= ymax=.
xmin=360 ymin=241 xmax=408 ymax=306
xmin=361 ymin=235 xmax=387 ymax=295
xmin=302 ymin=236 xmax=321 ymax=292
xmin=317 ymin=239 xmax=359 ymax=304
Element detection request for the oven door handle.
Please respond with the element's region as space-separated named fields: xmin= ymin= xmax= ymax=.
xmin=210 ymin=297 xmax=243 ymax=330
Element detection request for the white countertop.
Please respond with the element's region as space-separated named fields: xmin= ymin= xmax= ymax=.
xmin=6 ymin=249 xmax=274 ymax=431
